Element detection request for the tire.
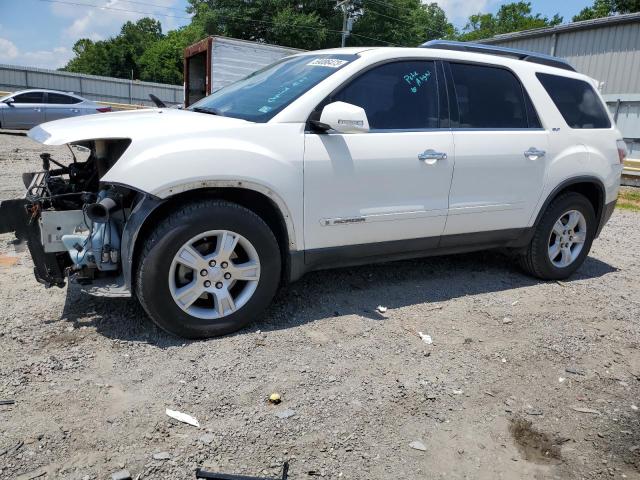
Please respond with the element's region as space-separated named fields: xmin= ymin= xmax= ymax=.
xmin=519 ymin=192 xmax=596 ymax=280
xmin=136 ymin=200 xmax=281 ymax=339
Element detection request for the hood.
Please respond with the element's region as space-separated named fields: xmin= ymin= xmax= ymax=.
xmin=27 ymin=108 xmax=250 ymax=145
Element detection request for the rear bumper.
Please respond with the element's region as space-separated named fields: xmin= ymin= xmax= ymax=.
xmin=595 ymin=199 xmax=616 ymax=238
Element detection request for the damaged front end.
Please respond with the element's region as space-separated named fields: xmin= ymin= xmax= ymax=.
xmin=0 ymin=139 xmax=135 ymax=293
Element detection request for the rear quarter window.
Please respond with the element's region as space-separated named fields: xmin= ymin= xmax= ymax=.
xmin=536 ymin=73 xmax=611 ymax=129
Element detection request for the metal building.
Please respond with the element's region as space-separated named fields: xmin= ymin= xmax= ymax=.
xmin=478 ymin=12 xmax=640 ymax=179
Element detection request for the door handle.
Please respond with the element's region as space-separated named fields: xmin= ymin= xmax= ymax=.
xmin=524 ymin=147 xmax=546 ymax=160
xmin=418 ymin=149 xmax=447 ymax=165
xmin=33 ymin=108 xmax=41 ymax=112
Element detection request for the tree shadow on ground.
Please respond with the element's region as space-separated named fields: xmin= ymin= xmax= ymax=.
xmin=59 ymin=250 xmax=618 ymax=345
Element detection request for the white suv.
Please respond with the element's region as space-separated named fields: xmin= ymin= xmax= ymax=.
xmin=0 ymin=41 xmax=624 ymax=338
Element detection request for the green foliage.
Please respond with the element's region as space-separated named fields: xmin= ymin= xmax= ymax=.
xmin=63 ymin=1 xmax=597 ymax=85
xmin=457 ymin=1 xmax=562 ymax=41
xmin=65 ymin=18 xmax=162 ymax=80
xmin=573 ymin=0 xmax=640 ymax=21
xmin=185 ymin=0 xmax=453 ymax=48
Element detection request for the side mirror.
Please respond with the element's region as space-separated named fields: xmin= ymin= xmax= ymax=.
xmin=318 ymin=101 xmax=369 ymax=134
xmin=3 ymin=97 xmax=14 ymax=105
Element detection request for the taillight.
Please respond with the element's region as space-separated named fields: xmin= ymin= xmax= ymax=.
xmin=96 ymin=107 xmax=111 ymax=113
xmin=616 ymin=139 xmax=628 ymax=164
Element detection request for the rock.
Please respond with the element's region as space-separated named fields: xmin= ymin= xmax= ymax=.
xmin=111 ymin=470 xmax=131 ymax=480
xmin=409 ymin=441 xmax=427 ymax=451
xmin=199 ymin=433 xmax=215 ymax=445
xmin=376 ymin=305 xmax=387 ymax=314
xmin=275 ymin=409 xmax=296 ymax=419
xmin=502 ymin=317 xmax=513 ymax=324
xmin=153 ymin=451 xmax=171 ymax=460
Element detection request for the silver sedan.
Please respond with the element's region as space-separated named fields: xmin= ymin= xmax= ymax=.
xmin=0 ymin=89 xmax=111 ymax=130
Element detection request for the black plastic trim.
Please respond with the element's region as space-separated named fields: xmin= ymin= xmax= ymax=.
xmin=288 ymin=227 xmax=530 ymax=281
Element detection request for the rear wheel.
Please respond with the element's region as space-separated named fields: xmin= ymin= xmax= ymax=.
xmin=136 ymin=200 xmax=281 ymax=339
xmin=519 ymin=192 xmax=596 ymax=280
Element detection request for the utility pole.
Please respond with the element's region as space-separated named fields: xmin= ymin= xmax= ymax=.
xmin=337 ymin=0 xmax=352 ymax=48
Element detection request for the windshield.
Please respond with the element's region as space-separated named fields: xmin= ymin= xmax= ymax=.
xmin=189 ymin=53 xmax=358 ymax=122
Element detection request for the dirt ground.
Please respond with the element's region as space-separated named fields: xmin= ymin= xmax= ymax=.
xmin=1 ymin=132 xmax=640 ymax=480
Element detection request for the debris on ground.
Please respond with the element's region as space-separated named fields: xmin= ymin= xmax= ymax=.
xmin=0 ymin=399 xmax=15 ymax=405
xmin=269 ymin=393 xmax=282 ymax=404
xmin=418 ymin=331 xmax=432 ymax=345
xmin=196 ymin=461 xmax=289 ymax=480
xmin=376 ymin=305 xmax=387 ymax=313
xmin=503 ymin=317 xmax=513 ymax=324
xmin=565 ymin=367 xmax=586 ymax=376
xmin=165 ymin=408 xmax=200 ymax=428
xmin=276 ymin=409 xmax=296 ymax=419
xmin=153 ymin=451 xmax=171 ymax=460
xmin=110 ymin=469 xmax=132 ymax=480
xmin=409 ymin=441 xmax=427 ymax=451
xmin=571 ymin=406 xmax=601 ymax=415
xmin=199 ymin=433 xmax=215 ymax=445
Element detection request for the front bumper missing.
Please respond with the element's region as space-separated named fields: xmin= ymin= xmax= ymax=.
xmin=0 ymin=197 xmax=66 ymax=288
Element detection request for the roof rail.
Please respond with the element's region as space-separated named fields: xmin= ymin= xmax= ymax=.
xmin=419 ymin=40 xmax=576 ymax=72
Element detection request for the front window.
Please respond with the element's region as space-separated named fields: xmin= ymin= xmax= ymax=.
xmin=189 ymin=54 xmax=358 ymax=122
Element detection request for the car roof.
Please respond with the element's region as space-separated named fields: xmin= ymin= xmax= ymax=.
xmin=10 ymin=89 xmax=88 ymax=100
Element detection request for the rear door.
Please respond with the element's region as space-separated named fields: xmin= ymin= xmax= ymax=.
xmin=44 ymin=92 xmax=83 ymax=122
xmin=3 ymin=91 xmax=45 ymax=129
xmin=304 ymin=59 xmax=455 ymax=254
xmin=443 ymin=62 xmax=549 ymax=238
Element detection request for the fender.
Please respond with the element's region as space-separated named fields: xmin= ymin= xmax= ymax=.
xmin=117 ymin=180 xmax=299 ymax=293
xmin=510 ymin=175 xmax=606 ymax=248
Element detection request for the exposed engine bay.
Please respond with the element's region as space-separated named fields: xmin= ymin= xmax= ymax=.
xmin=0 ymin=139 xmax=134 ymax=290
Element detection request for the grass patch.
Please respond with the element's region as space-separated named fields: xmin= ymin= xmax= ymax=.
xmin=617 ymin=187 xmax=640 ymax=212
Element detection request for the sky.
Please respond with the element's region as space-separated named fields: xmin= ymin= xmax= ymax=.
xmin=0 ymin=0 xmax=594 ymax=70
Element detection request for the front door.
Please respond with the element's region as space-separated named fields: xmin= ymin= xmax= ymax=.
xmin=443 ymin=62 xmax=549 ymax=237
xmin=304 ymin=60 xmax=455 ymax=255
xmin=3 ymin=91 xmax=45 ymax=129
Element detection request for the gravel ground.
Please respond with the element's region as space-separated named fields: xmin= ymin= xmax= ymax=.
xmin=1 ymin=132 xmax=640 ymax=480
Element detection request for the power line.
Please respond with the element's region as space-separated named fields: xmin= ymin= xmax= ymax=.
xmin=38 ymin=0 xmax=400 ymax=45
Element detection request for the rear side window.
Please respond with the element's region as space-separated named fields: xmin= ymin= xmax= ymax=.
xmin=12 ymin=92 xmax=44 ymax=104
xmin=449 ymin=63 xmax=533 ymax=129
xmin=536 ymin=73 xmax=610 ymax=129
xmin=47 ymin=93 xmax=81 ymax=104
xmin=332 ymin=60 xmax=439 ymax=130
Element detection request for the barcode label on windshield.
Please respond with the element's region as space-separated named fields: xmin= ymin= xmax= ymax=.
xmin=307 ymin=58 xmax=349 ymax=68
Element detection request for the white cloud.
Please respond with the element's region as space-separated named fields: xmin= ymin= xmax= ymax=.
xmin=433 ymin=0 xmax=500 ymax=25
xmin=0 ymin=37 xmax=19 ymax=62
xmin=0 ymin=37 xmax=71 ymax=69
xmin=60 ymin=0 xmax=187 ymax=39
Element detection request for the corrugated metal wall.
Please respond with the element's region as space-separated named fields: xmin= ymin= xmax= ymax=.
xmin=482 ymin=19 xmax=640 ymax=151
xmin=210 ymin=37 xmax=300 ymax=91
xmin=0 ymin=64 xmax=183 ymax=106
xmin=484 ymin=22 xmax=640 ymax=96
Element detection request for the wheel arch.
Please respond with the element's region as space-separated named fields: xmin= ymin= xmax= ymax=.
xmin=533 ymin=176 xmax=605 ymax=231
xmin=123 ymin=185 xmax=296 ymax=294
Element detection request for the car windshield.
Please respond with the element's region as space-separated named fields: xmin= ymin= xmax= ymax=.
xmin=189 ymin=53 xmax=359 ymax=122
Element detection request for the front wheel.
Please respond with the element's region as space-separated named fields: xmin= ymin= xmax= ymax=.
xmin=519 ymin=192 xmax=596 ymax=280
xmin=136 ymin=200 xmax=281 ymax=339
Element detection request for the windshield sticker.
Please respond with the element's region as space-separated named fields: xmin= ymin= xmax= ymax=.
xmin=404 ymin=70 xmax=432 ymax=94
xmin=307 ymin=58 xmax=349 ymax=68
xmin=258 ymin=105 xmax=272 ymax=113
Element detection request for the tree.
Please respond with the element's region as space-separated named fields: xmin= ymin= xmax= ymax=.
xmin=186 ymin=0 xmax=453 ymax=49
xmin=139 ymin=24 xmax=205 ymax=84
xmin=64 ymin=18 xmax=163 ymax=80
xmin=573 ymin=0 xmax=640 ymax=21
xmin=457 ymin=2 xmax=562 ymax=41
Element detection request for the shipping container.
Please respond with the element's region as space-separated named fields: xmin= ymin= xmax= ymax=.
xmin=183 ymin=36 xmax=302 ymax=107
